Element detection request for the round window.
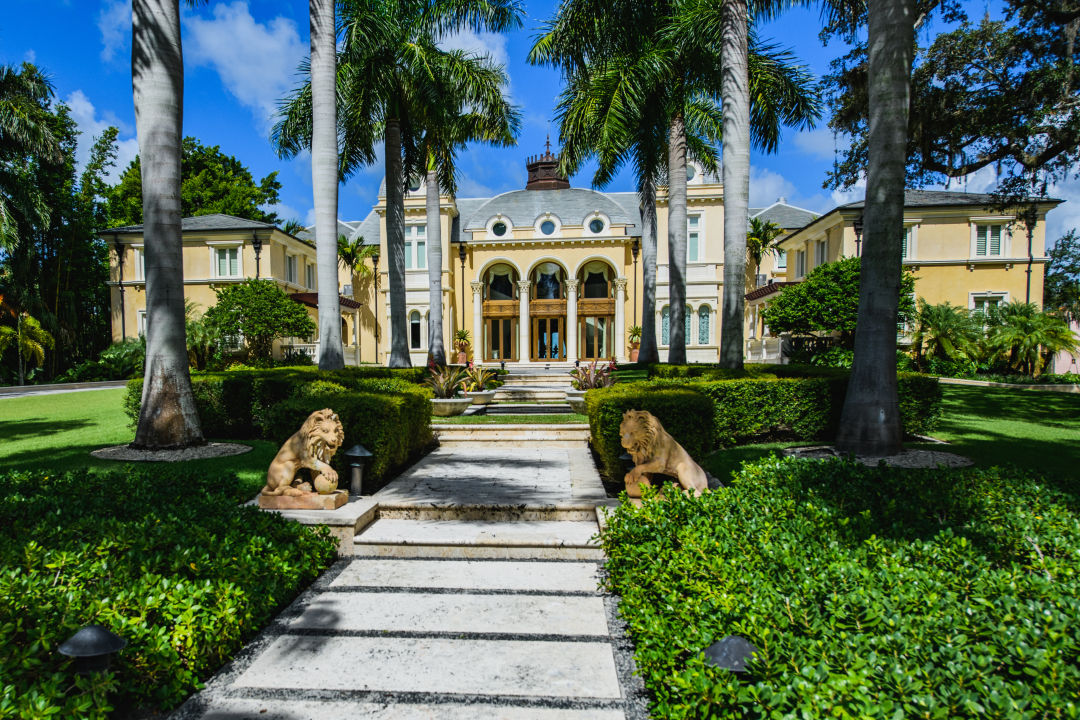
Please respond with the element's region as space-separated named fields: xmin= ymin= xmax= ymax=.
xmin=492 ymin=221 xmax=507 ymax=237
xmin=540 ymin=220 xmax=556 ymax=235
xmin=588 ymin=218 xmax=605 ymax=234
xmin=407 ymin=176 xmax=422 ymax=192
xmin=686 ymin=164 xmax=697 ymax=182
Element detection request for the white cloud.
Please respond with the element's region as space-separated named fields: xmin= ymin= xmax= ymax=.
xmin=438 ymin=28 xmax=511 ymax=72
xmin=23 ymin=50 xmax=36 ymax=64
xmin=749 ymin=167 xmax=833 ymax=213
xmin=793 ymin=127 xmax=838 ymax=161
xmin=304 ymin=206 xmax=317 ymax=226
xmin=98 ymin=0 xmax=130 ymax=63
xmin=263 ymin=202 xmax=301 ymax=225
xmin=184 ymin=2 xmax=306 ymax=129
xmin=64 ymin=90 xmax=139 ymax=183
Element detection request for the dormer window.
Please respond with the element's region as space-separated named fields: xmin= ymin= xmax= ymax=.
xmin=589 ymin=218 xmax=605 ymax=234
xmin=492 ymin=221 xmax=508 ymax=237
xmin=540 ymin=220 xmax=556 ymax=235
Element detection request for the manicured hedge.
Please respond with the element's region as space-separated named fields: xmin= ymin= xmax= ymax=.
xmin=585 ymin=384 xmax=717 ymax=480
xmin=600 ymin=457 xmax=1080 ymax=719
xmin=0 ymin=467 xmax=337 ymax=718
xmin=124 ymin=367 xmax=434 ymax=483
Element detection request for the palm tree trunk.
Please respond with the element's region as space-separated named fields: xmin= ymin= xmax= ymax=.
xmin=667 ymin=114 xmax=688 ymax=364
xmin=386 ymin=118 xmax=411 ymax=367
xmin=131 ymin=0 xmax=204 ymax=448
xmin=720 ymin=0 xmax=749 ymax=370
xmin=637 ymin=179 xmax=659 ymax=364
xmin=311 ymin=0 xmax=343 ymax=370
xmin=426 ymin=168 xmax=446 ymax=365
xmin=835 ymin=0 xmax=915 ymax=456
xmin=16 ymin=312 xmax=24 ymax=386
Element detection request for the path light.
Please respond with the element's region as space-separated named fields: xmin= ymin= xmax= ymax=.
xmin=344 ymin=444 xmax=373 ymax=495
xmin=59 ymin=624 xmax=127 ymax=674
xmin=618 ymin=451 xmax=634 ymax=473
xmin=704 ymin=635 xmax=758 ymax=673
xmin=853 ymin=215 xmax=864 ymax=257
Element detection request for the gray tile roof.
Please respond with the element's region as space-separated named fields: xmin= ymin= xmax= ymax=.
xmin=461 ymin=188 xmax=637 ymax=231
xmin=839 ymin=189 xmax=1062 ymax=209
xmin=752 ymin=202 xmax=818 ymax=229
xmin=103 ymin=213 xmax=277 ymax=234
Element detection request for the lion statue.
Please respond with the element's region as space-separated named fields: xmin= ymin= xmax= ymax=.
xmin=262 ymin=409 xmax=345 ymax=496
xmin=619 ymin=409 xmax=709 ymax=497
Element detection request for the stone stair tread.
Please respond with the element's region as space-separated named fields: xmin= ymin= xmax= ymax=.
xmin=188 ymin=698 xmax=625 ymax=720
xmin=355 ymin=518 xmax=599 ymax=547
xmin=331 ymin=559 xmax=601 ymax=592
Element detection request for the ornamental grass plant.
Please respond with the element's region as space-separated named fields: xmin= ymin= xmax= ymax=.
xmin=600 ymin=456 xmax=1080 ymax=719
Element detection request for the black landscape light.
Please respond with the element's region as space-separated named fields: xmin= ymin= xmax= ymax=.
xmin=500 ymin=360 xmax=506 ymax=371
xmin=853 ymin=214 xmax=864 ymax=257
xmin=618 ymin=451 xmax=634 ymax=473
xmin=704 ymin=635 xmax=758 ymax=673
xmin=344 ymin=443 xmax=374 ymax=495
xmin=252 ymin=231 xmax=264 ymax=278
xmin=59 ymin=625 xmax=127 ymax=674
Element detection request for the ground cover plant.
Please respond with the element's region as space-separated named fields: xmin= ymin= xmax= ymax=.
xmin=601 ymin=456 xmax=1080 ymax=719
xmin=0 ymin=466 xmax=337 ymax=718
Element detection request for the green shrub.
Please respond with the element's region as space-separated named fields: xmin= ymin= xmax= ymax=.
xmin=259 ymin=390 xmax=432 ymax=483
xmin=600 ymin=457 xmax=1080 ymax=719
xmin=0 ymin=467 xmax=336 ymax=718
xmin=585 ymin=384 xmax=716 ymax=480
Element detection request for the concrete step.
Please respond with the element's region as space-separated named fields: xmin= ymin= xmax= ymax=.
xmin=353 ymin=518 xmax=602 ymax=559
xmin=329 ymin=558 xmax=601 ymax=592
xmin=433 ymin=423 xmax=590 ymax=448
xmin=484 ymin=402 xmax=574 ymax=415
xmin=494 ymin=387 xmax=571 ymax=402
xmin=190 ymin=699 xmax=625 ymax=719
xmin=502 ymin=373 xmax=575 ymax=386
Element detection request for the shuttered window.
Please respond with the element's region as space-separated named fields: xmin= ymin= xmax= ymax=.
xmin=976 ymin=224 xmax=1003 ymax=256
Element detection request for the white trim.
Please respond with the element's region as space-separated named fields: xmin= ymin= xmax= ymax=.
xmin=571 ymin=254 xmax=619 ymax=278
xmin=210 ymin=245 xmax=243 ymax=279
xmin=534 ymin=213 xmax=563 ymax=238
xmin=687 ymin=212 xmax=704 ymax=263
xmin=486 ymin=214 xmax=513 ymax=240
xmin=969 ymin=291 xmax=1010 ymax=311
xmin=902 ymin=222 xmax=918 ymax=260
xmin=582 ymin=211 xmax=611 ymax=237
xmin=969 ymin=219 xmax=1013 ymax=258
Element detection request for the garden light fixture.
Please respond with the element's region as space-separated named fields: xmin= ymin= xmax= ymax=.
xmin=251 ymin=231 xmax=263 ymax=278
xmin=853 ymin=215 xmax=864 ymax=257
xmin=344 ymin=443 xmax=374 ymax=495
xmin=58 ymin=624 xmax=127 ymax=674
xmin=704 ymin=635 xmax=758 ymax=673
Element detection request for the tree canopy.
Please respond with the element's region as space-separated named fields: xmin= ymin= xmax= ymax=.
xmin=204 ymin=280 xmax=316 ymax=361
xmin=1045 ymin=230 xmax=1080 ymax=323
xmin=108 ymin=136 xmax=282 ymax=226
xmin=761 ymin=256 xmax=917 ymax=347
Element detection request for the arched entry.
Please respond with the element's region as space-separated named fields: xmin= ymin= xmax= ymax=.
xmin=529 ymin=261 xmax=567 ymax=360
xmin=576 ymin=259 xmax=616 ymax=360
xmin=482 ymin=263 xmax=519 ymax=361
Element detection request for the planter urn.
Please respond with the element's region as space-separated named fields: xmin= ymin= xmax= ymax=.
xmin=466 ymin=389 xmax=497 ymax=406
xmin=430 ymin=397 xmax=474 ymax=417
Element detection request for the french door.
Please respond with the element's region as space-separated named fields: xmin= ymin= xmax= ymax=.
xmin=579 ymin=315 xmax=613 ymax=361
xmin=484 ymin=317 xmax=517 ymax=361
xmin=530 ymin=316 xmax=566 ymax=361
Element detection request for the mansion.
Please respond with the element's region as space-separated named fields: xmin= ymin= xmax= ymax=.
xmin=104 ymin=148 xmax=1062 ymax=367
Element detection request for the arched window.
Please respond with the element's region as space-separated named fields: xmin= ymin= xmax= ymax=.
xmin=486 ymin=263 xmax=516 ymax=300
xmin=580 ymin=260 xmax=611 ymax=299
xmin=698 ymin=305 xmax=711 ymax=345
xmin=661 ymin=306 xmax=670 ymax=345
xmin=685 ymin=305 xmax=692 ymax=345
xmin=532 ymin=262 xmax=563 ymax=299
xmin=409 ymin=311 xmax=421 ymax=349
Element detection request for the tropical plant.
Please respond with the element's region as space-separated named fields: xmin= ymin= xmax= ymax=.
xmin=569 ymin=360 xmax=616 ymax=390
xmin=453 ymin=329 xmax=471 ymax=354
xmin=910 ymin=300 xmax=982 ymax=374
xmin=337 ymin=234 xmax=377 ymax=281
xmin=281 ymin=219 xmax=305 ymax=237
xmin=463 ymin=364 xmax=497 ymax=392
xmin=426 ymin=364 xmax=467 ymax=398
xmin=184 ymin=301 xmax=222 ymax=371
xmin=130 ymin=0 xmax=207 ymax=449
xmin=0 ymin=309 xmax=54 ymax=385
xmin=204 ymin=280 xmax=317 ymax=362
xmin=627 ymin=325 xmax=643 ymax=345
xmin=274 ymin=0 xmax=523 ymax=369
xmin=983 ymin=302 xmax=1080 ymax=377
xmin=746 ymin=216 xmax=784 ymax=276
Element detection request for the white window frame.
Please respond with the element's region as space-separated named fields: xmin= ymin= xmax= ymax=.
xmin=486 ymin=214 xmax=513 ymax=239
xmin=814 ymin=238 xmax=828 ymax=267
xmin=795 ymin=249 xmax=807 ymax=278
xmin=687 ymin=213 xmax=702 ymax=263
xmin=305 ymin=262 xmax=316 ymax=290
xmin=534 ymin=213 xmax=563 ymax=238
xmin=774 ymin=249 xmax=787 ymax=270
xmin=285 ymin=254 xmax=299 ymax=284
xmin=969 ymin=217 xmax=1013 ymax=258
xmin=405 ymin=224 xmax=427 ymax=270
xmin=132 ymin=244 xmax=145 ymax=281
xmin=208 ymin=241 xmax=243 ymax=279
xmin=583 ymin=211 xmax=610 ymax=237
xmin=969 ymin=291 xmax=1009 ymax=313
xmin=137 ymin=309 xmax=147 ymax=337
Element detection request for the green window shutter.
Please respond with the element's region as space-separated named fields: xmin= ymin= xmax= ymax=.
xmin=990 ymin=225 xmax=1001 ymax=255
xmin=976 ymin=226 xmax=987 ymax=256
xmin=901 ymin=228 xmax=909 ymax=258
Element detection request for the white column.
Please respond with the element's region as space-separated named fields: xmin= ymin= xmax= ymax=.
xmin=471 ymin=281 xmax=483 ymax=364
xmin=517 ymin=280 xmax=531 ymax=363
xmin=565 ymin=279 xmax=580 ymax=363
xmin=613 ymin=277 xmax=627 ymax=362
xmin=353 ymin=309 xmax=360 ymax=365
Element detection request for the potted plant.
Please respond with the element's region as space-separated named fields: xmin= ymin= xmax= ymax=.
xmin=426 ymin=365 xmax=473 ymax=416
xmin=463 ymin=365 xmax=499 ymax=405
xmin=566 ymin=360 xmax=616 ymax=413
xmin=627 ymin=325 xmax=642 ymax=362
xmin=453 ymin=329 xmax=471 ymax=364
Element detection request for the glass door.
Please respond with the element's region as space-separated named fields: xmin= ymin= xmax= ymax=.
xmin=579 ymin=316 xmax=613 ymax=361
xmin=485 ymin=317 xmax=517 ymax=361
xmin=531 ymin=317 xmax=565 ymax=360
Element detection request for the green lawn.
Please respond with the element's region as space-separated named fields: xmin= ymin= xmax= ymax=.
xmin=703 ymin=384 xmax=1080 ymax=482
xmin=434 ymin=413 xmax=588 ymax=424
xmin=0 ymin=388 xmax=277 ymax=489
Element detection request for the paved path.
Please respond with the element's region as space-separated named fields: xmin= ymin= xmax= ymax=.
xmin=0 ymin=380 xmax=126 ymax=398
xmin=173 ymin=429 xmax=645 ymax=719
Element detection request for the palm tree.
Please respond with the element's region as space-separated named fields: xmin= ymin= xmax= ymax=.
xmin=281 ymin=218 xmax=305 ymax=236
xmin=531 ymin=2 xmax=818 ymax=363
xmin=984 ymin=302 xmax=1079 ymax=377
xmin=0 ymin=310 xmax=54 ymax=385
xmin=746 ymin=216 xmax=783 ymax=277
xmin=274 ymin=0 xmax=523 ymax=368
xmin=309 ymin=0 xmax=343 ymax=370
xmin=130 ymin=0 xmax=205 ymax=449
xmin=910 ymin=300 xmax=981 ymax=373
xmin=338 ymin=234 xmax=378 ymax=281
xmin=0 ymin=62 xmax=60 ymax=251
xmin=835 ymin=0 xmax=915 ymax=457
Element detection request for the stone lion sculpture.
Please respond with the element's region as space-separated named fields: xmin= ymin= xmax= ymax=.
xmin=262 ymin=409 xmax=345 ymax=496
xmin=619 ymin=409 xmax=709 ymax=497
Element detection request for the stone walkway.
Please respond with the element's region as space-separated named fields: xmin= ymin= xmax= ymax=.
xmin=172 ymin=431 xmax=646 ymax=719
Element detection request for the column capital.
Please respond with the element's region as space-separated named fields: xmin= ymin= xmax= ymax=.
xmin=470 ymin=280 xmax=483 ymax=294
xmin=613 ymin=277 xmax=628 ymax=292
xmin=564 ymin=278 xmax=580 ymax=293
xmin=516 ymin=280 xmax=532 ymax=292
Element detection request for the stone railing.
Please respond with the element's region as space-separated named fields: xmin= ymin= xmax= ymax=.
xmin=745 ymin=336 xmax=784 ymax=364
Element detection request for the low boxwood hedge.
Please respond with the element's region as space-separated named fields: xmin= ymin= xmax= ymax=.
xmin=124 ymin=367 xmax=433 ymax=483
xmin=585 ymin=384 xmax=717 ymax=480
xmin=0 ymin=467 xmax=337 ymax=718
xmin=601 ymin=457 xmax=1080 ymax=719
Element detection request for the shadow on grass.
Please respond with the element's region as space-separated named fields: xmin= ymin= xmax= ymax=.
xmin=0 ymin=417 xmax=96 ymax=443
xmin=940 ymin=385 xmax=1080 ymax=430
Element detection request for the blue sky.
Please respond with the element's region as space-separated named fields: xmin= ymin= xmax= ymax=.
xmin=3 ymin=0 xmax=1078 ymax=239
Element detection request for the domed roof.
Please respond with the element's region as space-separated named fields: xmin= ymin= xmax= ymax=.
xmin=463 ymin=188 xmax=636 ymax=231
